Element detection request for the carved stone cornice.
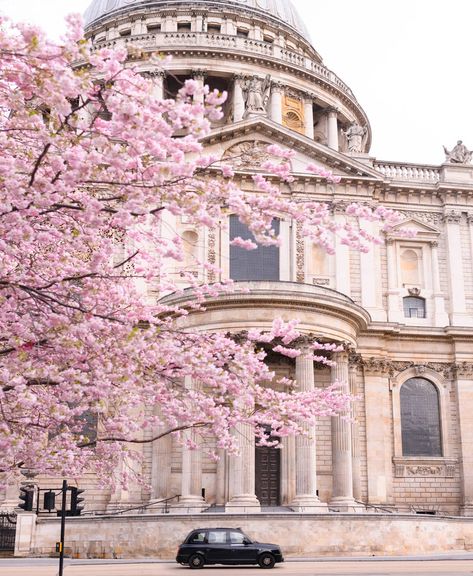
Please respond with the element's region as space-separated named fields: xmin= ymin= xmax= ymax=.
xmin=443 ymin=209 xmax=462 ymax=224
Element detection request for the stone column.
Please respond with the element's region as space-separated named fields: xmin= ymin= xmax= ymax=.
xmin=291 ymin=346 xmax=327 ymax=512
xmin=150 ymin=433 xmax=172 ymax=504
xmin=330 ymin=352 xmax=359 ymax=510
xmin=444 ymin=210 xmax=473 ymax=326
xmin=148 ymin=70 xmax=165 ymax=101
xmin=431 ymin=240 xmax=449 ymax=327
xmin=178 ymin=377 xmax=206 ymax=513
xmin=233 ymin=75 xmax=245 ymax=122
xmin=192 ymin=70 xmax=206 ymax=105
xmin=363 ymin=358 xmax=393 ymax=506
xmin=225 ymin=420 xmax=260 ymax=513
xmin=14 ymin=512 xmax=37 ymax=557
xmin=456 ymin=362 xmax=473 ymax=516
xmin=270 ymin=83 xmax=283 ymax=124
xmin=303 ymin=95 xmax=314 ymax=139
xmin=349 ymin=361 xmax=362 ymax=502
xmin=327 ymin=108 xmax=339 ymax=151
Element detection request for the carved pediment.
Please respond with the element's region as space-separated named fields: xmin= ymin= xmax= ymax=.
xmin=222 ymin=139 xmax=291 ymax=170
xmin=388 ymin=218 xmax=440 ymax=242
xmin=202 ymin=117 xmax=384 ymax=181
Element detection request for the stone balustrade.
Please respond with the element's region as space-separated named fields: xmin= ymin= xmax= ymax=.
xmin=375 ymin=161 xmax=440 ymax=183
xmin=92 ymin=31 xmax=355 ymax=98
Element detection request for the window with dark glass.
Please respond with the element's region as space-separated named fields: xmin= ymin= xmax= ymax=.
xmin=229 ymin=216 xmax=280 ymax=281
xmin=400 ymin=378 xmax=442 ymax=456
xmin=403 ymin=296 xmax=426 ymax=318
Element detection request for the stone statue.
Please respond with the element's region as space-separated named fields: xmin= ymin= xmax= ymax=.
xmin=443 ymin=140 xmax=472 ymax=164
xmin=342 ymin=121 xmax=367 ymax=153
xmin=242 ymin=74 xmax=271 ymax=116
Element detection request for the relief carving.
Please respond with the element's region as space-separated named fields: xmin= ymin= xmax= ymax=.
xmin=296 ymin=224 xmax=305 ymax=283
xmin=222 ymin=140 xmax=288 ymax=170
xmin=443 ymin=210 xmax=462 ymax=224
xmin=207 ymin=228 xmax=216 ymax=284
xmin=407 ymin=465 xmax=442 ymax=476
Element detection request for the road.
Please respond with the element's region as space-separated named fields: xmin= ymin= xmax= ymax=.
xmin=1 ymin=558 xmax=473 ymax=576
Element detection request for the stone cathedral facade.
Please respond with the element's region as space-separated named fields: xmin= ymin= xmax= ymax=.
xmin=4 ymin=0 xmax=473 ymax=543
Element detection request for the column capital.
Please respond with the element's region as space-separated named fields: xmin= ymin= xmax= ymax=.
xmin=430 ymin=240 xmax=439 ymax=248
xmin=467 ymin=213 xmax=473 ymax=224
xmin=325 ymin=106 xmax=339 ymax=117
xmin=271 ymin=81 xmax=285 ymax=93
xmin=142 ymin=69 xmax=166 ymax=78
xmin=191 ymin=69 xmax=206 ymax=80
xmin=443 ymin=209 xmax=462 ymax=224
xmin=362 ymin=356 xmax=392 ymax=376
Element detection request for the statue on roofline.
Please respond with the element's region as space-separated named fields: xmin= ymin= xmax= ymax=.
xmin=443 ymin=140 xmax=472 ymax=164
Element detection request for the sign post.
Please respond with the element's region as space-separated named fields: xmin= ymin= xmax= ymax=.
xmin=58 ymin=479 xmax=67 ymax=576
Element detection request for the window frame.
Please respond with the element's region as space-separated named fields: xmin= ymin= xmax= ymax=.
xmin=391 ymin=366 xmax=451 ymax=462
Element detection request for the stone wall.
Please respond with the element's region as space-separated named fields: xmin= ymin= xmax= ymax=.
xmin=17 ymin=513 xmax=473 ymax=559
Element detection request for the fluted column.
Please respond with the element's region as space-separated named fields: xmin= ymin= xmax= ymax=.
xmin=270 ymin=83 xmax=283 ymax=124
xmin=330 ymin=351 xmax=359 ymax=510
xmin=327 ymin=108 xmax=339 ymax=150
xmin=147 ymin=70 xmax=165 ymax=101
xmin=349 ymin=361 xmax=362 ymax=502
xmin=192 ymin=70 xmax=206 ymax=105
xmin=303 ymin=95 xmax=314 ymax=139
xmin=444 ymin=210 xmax=473 ymax=326
xmin=291 ymin=346 xmax=327 ymax=512
xmin=233 ymin=75 xmax=245 ymax=122
xmin=178 ymin=377 xmax=205 ymax=512
xmin=225 ymin=420 xmax=260 ymax=513
xmin=334 ymin=205 xmax=351 ymax=296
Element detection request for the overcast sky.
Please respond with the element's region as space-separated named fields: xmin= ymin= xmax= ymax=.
xmin=1 ymin=0 xmax=471 ymax=166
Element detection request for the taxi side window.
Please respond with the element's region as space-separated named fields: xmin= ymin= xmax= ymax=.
xmin=189 ymin=531 xmax=206 ymax=543
xmin=229 ymin=531 xmax=245 ymax=544
xmin=208 ymin=531 xmax=227 ymax=544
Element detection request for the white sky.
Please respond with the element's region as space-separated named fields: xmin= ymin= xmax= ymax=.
xmin=0 ymin=0 xmax=471 ymax=165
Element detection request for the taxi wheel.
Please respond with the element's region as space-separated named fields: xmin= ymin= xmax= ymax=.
xmin=188 ymin=553 xmax=205 ymax=569
xmin=258 ymin=553 xmax=275 ymax=569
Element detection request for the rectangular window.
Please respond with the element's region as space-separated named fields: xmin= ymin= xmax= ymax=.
xmin=147 ymin=24 xmax=161 ymax=33
xmin=177 ymin=22 xmax=191 ymax=31
xmin=207 ymin=24 xmax=221 ymax=33
xmin=237 ymin=28 xmax=249 ymax=38
xmin=229 ymin=216 xmax=280 ymax=281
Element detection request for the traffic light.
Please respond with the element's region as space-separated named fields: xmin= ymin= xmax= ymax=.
xmin=70 ymin=487 xmax=85 ymax=516
xmin=18 ymin=486 xmax=34 ymax=511
xmin=43 ymin=491 xmax=56 ymax=511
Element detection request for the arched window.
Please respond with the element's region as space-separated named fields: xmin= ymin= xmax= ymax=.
xmin=400 ymin=248 xmax=421 ymax=285
xmin=310 ymin=243 xmax=328 ymax=276
xmin=400 ymin=378 xmax=442 ymax=456
xmin=403 ymin=296 xmax=426 ymax=318
xmin=182 ymin=230 xmax=199 ymax=268
xmin=229 ymin=216 xmax=279 ymax=281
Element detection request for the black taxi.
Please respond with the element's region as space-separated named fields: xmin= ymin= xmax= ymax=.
xmin=176 ymin=527 xmax=284 ymax=569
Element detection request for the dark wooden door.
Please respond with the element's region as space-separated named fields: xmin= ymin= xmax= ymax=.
xmin=255 ymin=445 xmax=281 ymax=506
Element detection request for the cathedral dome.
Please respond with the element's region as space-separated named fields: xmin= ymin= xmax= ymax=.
xmin=83 ymin=0 xmax=311 ymax=41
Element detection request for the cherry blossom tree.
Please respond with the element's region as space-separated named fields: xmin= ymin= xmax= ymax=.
xmin=0 ymin=15 xmax=401 ymax=487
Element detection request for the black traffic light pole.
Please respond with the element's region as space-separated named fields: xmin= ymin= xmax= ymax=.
xmin=58 ymin=479 xmax=67 ymax=576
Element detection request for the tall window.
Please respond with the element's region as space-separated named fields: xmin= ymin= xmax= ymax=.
xmin=400 ymin=248 xmax=421 ymax=285
xmin=400 ymin=378 xmax=442 ymax=457
xmin=403 ymin=296 xmax=426 ymax=318
xmin=229 ymin=216 xmax=279 ymax=281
